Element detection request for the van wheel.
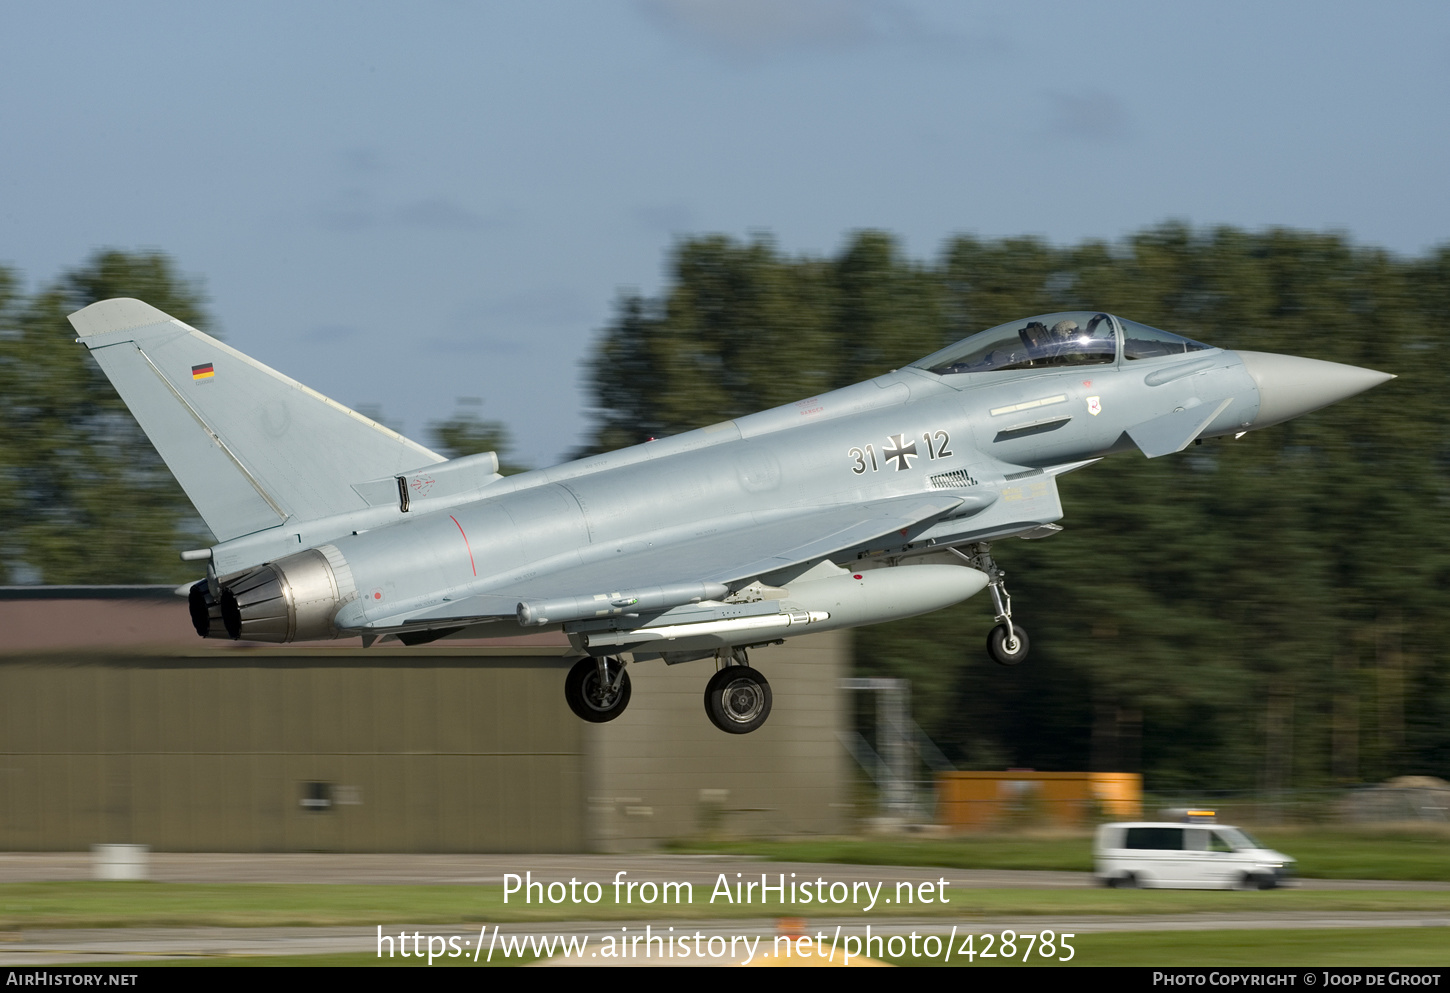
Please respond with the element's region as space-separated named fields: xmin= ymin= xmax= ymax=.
xmin=1236 ymin=872 xmax=1261 ymax=891
xmin=1117 ymin=873 xmax=1139 ymax=889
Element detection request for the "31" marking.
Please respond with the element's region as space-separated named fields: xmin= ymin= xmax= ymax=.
xmin=848 ymin=430 xmax=953 ymax=474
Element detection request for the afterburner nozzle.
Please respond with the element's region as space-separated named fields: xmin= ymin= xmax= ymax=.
xmin=1235 ymin=350 xmax=1395 ymax=429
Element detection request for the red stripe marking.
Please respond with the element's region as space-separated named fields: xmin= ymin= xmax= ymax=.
xmin=449 ymin=515 xmax=476 ymax=576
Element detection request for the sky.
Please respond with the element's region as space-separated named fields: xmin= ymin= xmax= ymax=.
xmin=3 ymin=1 xmax=1448 ymax=466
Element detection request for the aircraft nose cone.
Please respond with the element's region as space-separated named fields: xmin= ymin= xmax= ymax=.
xmin=1235 ymin=350 xmax=1395 ymax=429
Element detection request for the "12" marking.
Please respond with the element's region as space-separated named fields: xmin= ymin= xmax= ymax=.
xmin=847 ymin=429 xmax=953 ymax=474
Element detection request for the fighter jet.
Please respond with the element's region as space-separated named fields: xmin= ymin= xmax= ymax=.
xmin=70 ymin=302 xmax=1392 ymax=733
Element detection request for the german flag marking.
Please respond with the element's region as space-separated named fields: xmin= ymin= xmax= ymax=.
xmin=191 ymin=363 xmax=215 ymax=380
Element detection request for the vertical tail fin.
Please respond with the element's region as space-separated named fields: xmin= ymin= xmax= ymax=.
xmin=70 ymin=298 xmax=443 ymax=541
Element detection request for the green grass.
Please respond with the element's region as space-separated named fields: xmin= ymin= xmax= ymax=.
xmin=3 ymin=882 xmax=1450 ymax=929
xmin=1250 ymin=827 xmax=1450 ymax=881
xmin=665 ymin=825 xmax=1450 ymax=881
xmin=667 ymin=835 xmax=1099 ymax=871
xmin=112 ymin=928 xmax=1450 ymax=967
xmin=882 ymin=928 xmax=1450 ymax=967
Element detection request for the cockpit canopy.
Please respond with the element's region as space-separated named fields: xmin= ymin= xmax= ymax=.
xmin=911 ymin=311 xmax=1212 ymax=376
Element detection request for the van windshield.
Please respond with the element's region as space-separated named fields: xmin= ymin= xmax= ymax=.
xmin=1216 ymin=827 xmax=1263 ymax=851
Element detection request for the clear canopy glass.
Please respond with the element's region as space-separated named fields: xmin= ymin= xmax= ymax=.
xmin=912 ymin=312 xmax=1212 ymax=375
xmin=1120 ymin=317 xmax=1212 ymax=360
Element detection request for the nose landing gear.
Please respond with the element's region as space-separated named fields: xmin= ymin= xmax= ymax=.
xmin=957 ymin=542 xmax=1030 ymax=666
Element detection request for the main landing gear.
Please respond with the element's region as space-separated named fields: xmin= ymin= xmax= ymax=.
xmin=958 ymin=542 xmax=1030 ymax=666
xmin=564 ymin=655 xmax=632 ymax=723
xmin=703 ymin=648 xmax=772 ymax=734
xmin=563 ymin=649 xmax=775 ymax=734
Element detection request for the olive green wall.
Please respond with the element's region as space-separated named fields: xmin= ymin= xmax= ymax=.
xmin=588 ymin=632 xmax=850 ymax=850
xmin=0 ymin=652 xmax=584 ymax=852
xmin=0 ymin=591 xmax=852 ymax=853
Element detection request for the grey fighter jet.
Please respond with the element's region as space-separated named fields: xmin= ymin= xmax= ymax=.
xmin=70 ymin=302 xmax=1392 ymax=733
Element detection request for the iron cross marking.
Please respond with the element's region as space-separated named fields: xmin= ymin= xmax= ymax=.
xmin=884 ymin=434 xmax=918 ymax=471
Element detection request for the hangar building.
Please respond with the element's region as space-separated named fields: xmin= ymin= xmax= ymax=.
xmin=0 ymin=587 xmax=849 ymax=852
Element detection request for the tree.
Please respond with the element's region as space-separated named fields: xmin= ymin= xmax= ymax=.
xmin=428 ymin=400 xmax=528 ymax=475
xmin=0 ymin=250 xmax=212 ymax=584
xmin=579 ymin=230 xmax=940 ymax=454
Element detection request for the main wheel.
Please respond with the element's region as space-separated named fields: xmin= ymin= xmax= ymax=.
xmin=986 ymin=624 xmax=1029 ymax=666
xmin=564 ymin=657 xmax=632 ymax=723
xmin=704 ymin=666 xmax=772 ymax=734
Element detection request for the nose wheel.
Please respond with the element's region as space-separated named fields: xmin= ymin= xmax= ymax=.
xmin=565 ymin=656 xmax=632 ymax=723
xmin=704 ymin=650 xmax=772 ymax=734
xmin=987 ymin=623 xmax=1029 ymax=666
xmin=958 ymin=542 xmax=1030 ymax=666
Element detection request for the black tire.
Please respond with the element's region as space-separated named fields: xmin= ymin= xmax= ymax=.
xmin=564 ymin=657 xmax=631 ymax=723
xmin=986 ymin=624 xmax=1029 ymax=666
xmin=704 ymin=666 xmax=772 ymax=734
xmin=1117 ymin=872 xmax=1139 ymax=889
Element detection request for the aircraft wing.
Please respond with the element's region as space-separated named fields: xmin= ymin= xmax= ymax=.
xmin=374 ymin=492 xmax=964 ymax=629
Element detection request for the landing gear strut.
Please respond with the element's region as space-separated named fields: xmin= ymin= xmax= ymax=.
xmin=565 ymin=655 xmax=632 ymax=722
xmin=703 ymin=648 xmax=773 ymax=734
xmin=958 ymin=542 xmax=1030 ymax=666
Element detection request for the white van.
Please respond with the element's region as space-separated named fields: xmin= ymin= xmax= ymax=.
xmin=1094 ymin=820 xmax=1296 ymax=890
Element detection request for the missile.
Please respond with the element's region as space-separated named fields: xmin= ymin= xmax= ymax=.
xmin=575 ymin=564 xmax=987 ymax=652
xmin=517 ymin=581 xmax=730 ymax=626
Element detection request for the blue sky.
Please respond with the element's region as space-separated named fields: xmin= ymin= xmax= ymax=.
xmin=3 ymin=1 xmax=1447 ymax=465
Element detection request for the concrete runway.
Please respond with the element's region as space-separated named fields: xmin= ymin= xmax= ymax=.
xmin=1 ymin=853 xmax=1446 ymax=966
xmin=4 ymin=913 xmax=1450 ymax=967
